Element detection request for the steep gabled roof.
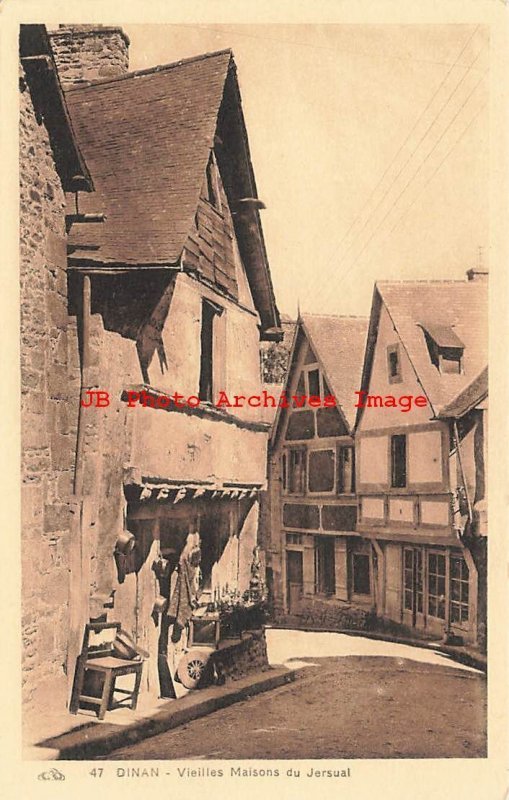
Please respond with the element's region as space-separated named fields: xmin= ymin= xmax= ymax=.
xmin=63 ymin=49 xmax=281 ymax=338
xmin=272 ymin=314 xmax=368 ymax=445
xmin=65 ymin=50 xmax=232 ymax=264
xmin=301 ymin=315 xmax=369 ymax=431
xmin=356 ymin=278 xmax=488 ymax=424
xmin=438 ymin=366 xmax=488 ymax=419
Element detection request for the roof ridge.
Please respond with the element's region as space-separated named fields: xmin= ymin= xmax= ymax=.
xmin=376 ymin=278 xmax=476 ymax=286
xmin=65 ymin=48 xmax=233 ymax=92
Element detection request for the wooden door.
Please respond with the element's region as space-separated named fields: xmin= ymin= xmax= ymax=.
xmin=286 ymin=551 xmax=303 ymax=613
xmin=403 ymin=547 xmax=424 ymax=628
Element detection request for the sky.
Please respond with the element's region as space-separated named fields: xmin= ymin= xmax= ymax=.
xmin=124 ymin=24 xmax=489 ymax=319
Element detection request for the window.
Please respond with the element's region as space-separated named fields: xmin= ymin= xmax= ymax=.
xmin=391 ymin=434 xmax=407 ymax=488
xmin=206 ymin=153 xmax=220 ymax=210
xmin=403 ymin=548 xmax=423 ymax=613
xmin=281 ymin=453 xmax=287 ymax=491
xmin=308 ymin=449 xmax=335 ymax=493
xmin=199 ymin=300 xmax=222 ymax=403
xmin=427 ymin=551 xmax=446 ymax=620
xmin=450 ymin=555 xmax=469 ymax=624
xmin=307 ymin=368 xmax=321 ymax=397
xmin=387 ymin=344 xmax=402 ymax=383
xmin=338 ymin=446 xmax=355 ymax=493
xmin=315 ymin=536 xmax=335 ymax=595
xmin=287 ymin=448 xmax=307 ymax=494
xmin=351 ymin=552 xmax=371 ymax=595
xmin=286 ymin=532 xmax=303 ymax=545
xmin=199 ymin=301 xmax=214 ymax=402
xmin=420 ymin=324 xmax=464 ymax=375
xmin=439 ymin=347 xmax=463 ymax=374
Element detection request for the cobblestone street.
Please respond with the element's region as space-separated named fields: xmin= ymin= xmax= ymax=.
xmin=103 ymin=631 xmax=486 ymax=760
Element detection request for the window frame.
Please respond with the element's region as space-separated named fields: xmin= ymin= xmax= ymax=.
xmin=337 ymin=444 xmax=355 ymax=494
xmin=284 ymin=446 xmax=308 ymax=496
xmin=387 ymin=343 xmax=402 ymax=384
xmin=390 ymin=433 xmax=407 ymax=488
xmin=307 ymin=447 xmax=336 ymax=495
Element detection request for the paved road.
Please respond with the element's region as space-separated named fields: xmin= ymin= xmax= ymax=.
xmin=103 ymin=634 xmax=486 ymax=759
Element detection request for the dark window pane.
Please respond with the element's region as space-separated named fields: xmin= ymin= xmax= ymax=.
xmin=296 ymin=373 xmax=305 ymax=395
xmin=389 ymin=349 xmax=399 ymax=377
xmin=391 ymin=434 xmax=406 ymax=488
xmin=308 ymin=449 xmax=335 ymax=492
xmin=315 ymin=536 xmax=335 ymax=595
xmin=321 ymin=505 xmax=357 ymax=531
xmin=404 ymin=550 xmax=413 ymax=569
xmin=317 ymin=406 xmax=347 ymax=437
xmin=352 ymin=553 xmax=370 ymax=595
xmin=286 ymin=411 xmax=315 ymax=440
xmin=337 ymin=445 xmax=355 ymax=492
xmin=283 ymin=503 xmax=320 ymax=529
xmin=308 ymin=369 xmax=320 ymax=397
xmin=199 ymin=301 xmax=215 ymax=402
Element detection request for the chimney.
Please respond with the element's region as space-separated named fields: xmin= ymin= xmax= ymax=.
xmin=467 ymin=246 xmax=489 ymax=281
xmin=466 ymin=268 xmax=488 ymax=282
xmin=48 ymin=25 xmax=130 ymax=88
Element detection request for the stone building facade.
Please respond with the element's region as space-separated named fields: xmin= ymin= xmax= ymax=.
xmin=19 ymin=25 xmax=93 ymax=718
xmin=20 ymin=24 xmax=282 ymax=733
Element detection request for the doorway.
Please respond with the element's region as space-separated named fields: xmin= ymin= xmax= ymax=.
xmin=286 ymin=550 xmax=303 ymax=613
xmin=403 ymin=547 xmax=424 ymax=628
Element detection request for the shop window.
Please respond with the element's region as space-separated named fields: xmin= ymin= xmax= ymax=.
xmin=351 ymin=552 xmax=370 ymax=595
xmin=387 ymin=344 xmax=402 ymax=383
xmin=391 ymin=434 xmax=407 ymax=488
xmin=287 ymin=448 xmax=307 ymax=494
xmin=450 ymin=555 xmax=469 ymax=624
xmin=307 ymin=368 xmax=321 ymax=397
xmin=315 ymin=536 xmax=335 ymax=595
xmin=308 ymin=449 xmax=335 ymax=493
xmin=338 ymin=445 xmax=355 ymax=493
xmin=427 ymin=551 xmax=446 ymax=620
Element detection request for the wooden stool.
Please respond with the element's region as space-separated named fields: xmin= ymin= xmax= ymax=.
xmin=70 ymin=622 xmax=143 ymax=720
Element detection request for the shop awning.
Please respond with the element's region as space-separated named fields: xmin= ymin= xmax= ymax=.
xmin=124 ymin=478 xmax=262 ymax=504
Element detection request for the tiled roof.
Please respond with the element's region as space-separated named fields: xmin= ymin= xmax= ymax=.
xmin=378 ymin=279 xmax=488 ymax=414
xmin=438 ymin=366 xmax=488 ymax=418
xmin=301 ymin=314 xmax=369 ymax=431
xmin=64 ymin=50 xmax=232 ymax=264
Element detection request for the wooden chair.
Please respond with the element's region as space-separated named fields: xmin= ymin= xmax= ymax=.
xmin=69 ymin=622 xmax=143 ymax=720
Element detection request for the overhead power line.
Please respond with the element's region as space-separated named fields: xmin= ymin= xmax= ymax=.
xmin=307 ymin=34 xmax=487 ymax=302
xmin=303 ymin=25 xmax=480 ymax=293
xmin=331 ymin=71 xmax=488 ymax=294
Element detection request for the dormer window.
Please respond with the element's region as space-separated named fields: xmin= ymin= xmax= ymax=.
xmin=419 ymin=323 xmax=464 ymax=375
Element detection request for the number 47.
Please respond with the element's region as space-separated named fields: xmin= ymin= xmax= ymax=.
xmin=89 ymin=768 xmax=104 ymax=778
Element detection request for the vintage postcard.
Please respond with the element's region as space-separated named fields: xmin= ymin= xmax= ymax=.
xmin=1 ymin=0 xmax=507 ymax=798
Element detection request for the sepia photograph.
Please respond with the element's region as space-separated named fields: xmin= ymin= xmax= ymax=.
xmin=8 ymin=5 xmax=506 ymax=789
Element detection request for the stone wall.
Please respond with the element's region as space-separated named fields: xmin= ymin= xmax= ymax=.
xmin=213 ymin=630 xmax=269 ymax=681
xmin=274 ymin=597 xmax=374 ymax=631
xmin=49 ymin=25 xmax=129 ymax=88
xmin=20 ymin=65 xmax=80 ymax=714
